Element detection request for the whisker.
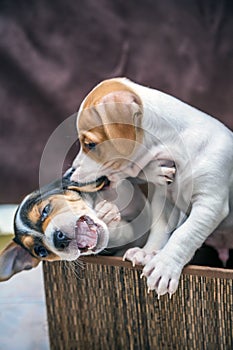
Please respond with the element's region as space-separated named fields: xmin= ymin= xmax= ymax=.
xmin=70 ymin=259 xmax=86 ymax=279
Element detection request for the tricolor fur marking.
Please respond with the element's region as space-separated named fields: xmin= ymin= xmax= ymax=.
xmin=0 ymin=173 xmax=152 ymax=281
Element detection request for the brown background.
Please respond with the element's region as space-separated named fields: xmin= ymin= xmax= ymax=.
xmin=0 ymin=0 xmax=233 ymax=203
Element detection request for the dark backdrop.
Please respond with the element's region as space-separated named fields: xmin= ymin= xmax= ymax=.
xmin=0 ymin=0 xmax=233 ymax=203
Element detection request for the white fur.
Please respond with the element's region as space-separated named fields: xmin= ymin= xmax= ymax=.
xmin=45 ymin=208 xmax=109 ymax=261
xmin=71 ymin=78 xmax=233 ymax=296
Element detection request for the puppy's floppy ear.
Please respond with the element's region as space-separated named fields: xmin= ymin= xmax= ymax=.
xmin=97 ymin=90 xmax=143 ymax=155
xmin=0 ymin=241 xmax=40 ymax=282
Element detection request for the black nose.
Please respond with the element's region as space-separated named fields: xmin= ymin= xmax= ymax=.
xmin=53 ymin=230 xmax=71 ymax=250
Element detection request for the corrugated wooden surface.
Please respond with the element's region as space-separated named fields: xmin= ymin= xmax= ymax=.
xmin=43 ymin=256 xmax=233 ymax=350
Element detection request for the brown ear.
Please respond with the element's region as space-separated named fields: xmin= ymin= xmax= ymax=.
xmin=0 ymin=241 xmax=40 ymax=282
xmin=97 ymin=90 xmax=143 ymax=155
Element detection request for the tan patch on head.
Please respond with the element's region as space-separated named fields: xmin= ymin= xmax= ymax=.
xmin=78 ymin=79 xmax=144 ymax=158
xmin=21 ymin=235 xmax=35 ymax=251
xmin=79 ymin=78 xmax=143 ymax=132
xmin=41 ymin=191 xmax=88 ymax=232
xmin=28 ymin=204 xmax=41 ymax=225
xmin=83 ymin=128 xmax=106 ymax=146
xmin=26 ymin=191 xmax=88 ymax=234
xmin=83 ymin=79 xmax=141 ymax=109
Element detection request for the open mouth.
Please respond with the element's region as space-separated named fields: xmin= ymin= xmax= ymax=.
xmin=75 ymin=215 xmax=104 ymax=253
xmin=91 ymin=176 xmax=110 ymax=190
xmin=66 ymin=176 xmax=110 ymax=192
xmin=97 ymin=176 xmax=110 ymax=190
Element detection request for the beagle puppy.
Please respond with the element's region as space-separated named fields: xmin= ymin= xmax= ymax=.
xmin=0 ymin=174 xmax=152 ymax=281
xmin=71 ymin=77 xmax=233 ymax=296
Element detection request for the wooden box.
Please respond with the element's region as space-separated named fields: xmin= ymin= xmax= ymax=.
xmin=43 ymin=256 xmax=233 ymax=350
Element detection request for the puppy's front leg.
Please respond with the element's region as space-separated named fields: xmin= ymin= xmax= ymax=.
xmin=139 ymin=159 xmax=176 ymax=185
xmin=123 ymin=161 xmax=177 ymax=266
xmin=143 ymin=193 xmax=230 ymax=297
xmin=95 ymin=200 xmax=121 ymax=227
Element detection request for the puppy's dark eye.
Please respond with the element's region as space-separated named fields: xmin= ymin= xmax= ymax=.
xmin=34 ymin=246 xmax=48 ymax=258
xmin=85 ymin=142 xmax=96 ymax=150
xmin=41 ymin=203 xmax=51 ymax=222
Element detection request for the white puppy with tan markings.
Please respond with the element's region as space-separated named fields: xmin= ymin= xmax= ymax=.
xmin=71 ymin=77 xmax=233 ymax=297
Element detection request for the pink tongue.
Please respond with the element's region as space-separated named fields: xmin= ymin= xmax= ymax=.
xmin=76 ymin=216 xmax=97 ymax=249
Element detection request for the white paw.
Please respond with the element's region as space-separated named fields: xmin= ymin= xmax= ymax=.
xmin=140 ymin=159 xmax=176 ymax=185
xmin=95 ymin=200 xmax=121 ymax=227
xmin=142 ymin=252 xmax=182 ymax=297
xmin=160 ymin=166 xmax=176 ymax=184
xmin=156 ymin=160 xmax=176 ymax=185
xmin=123 ymin=247 xmax=158 ymax=267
